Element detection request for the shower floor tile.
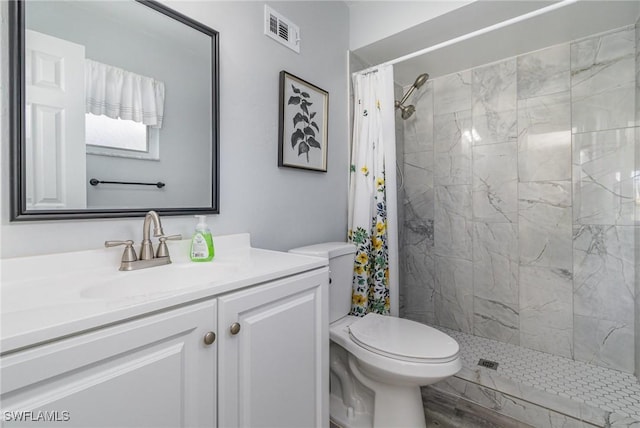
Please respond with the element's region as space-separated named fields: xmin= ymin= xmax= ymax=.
xmin=438 ymin=326 xmax=640 ymax=422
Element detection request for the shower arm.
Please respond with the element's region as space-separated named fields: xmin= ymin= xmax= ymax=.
xmin=397 ymin=85 xmax=418 ymax=107
xmin=395 ymin=73 xmax=428 ymax=109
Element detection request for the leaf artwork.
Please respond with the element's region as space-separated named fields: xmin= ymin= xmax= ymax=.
xmin=291 ymin=129 xmax=304 ymax=148
xmin=288 ymin=82 xmax=321 ymax=163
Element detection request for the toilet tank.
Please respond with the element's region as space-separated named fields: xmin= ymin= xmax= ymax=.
xmin=289 ymin=242 xmax=356 ymax=323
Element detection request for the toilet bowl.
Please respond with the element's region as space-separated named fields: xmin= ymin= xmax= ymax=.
xmin=289 ymin=242 xmax=461 ymax=428
xmin=330 ymin=315 xmax=460 ymax=428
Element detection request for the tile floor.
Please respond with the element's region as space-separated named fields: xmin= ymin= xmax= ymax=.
xmin=441 ymin=327 xmax=640 ymax=420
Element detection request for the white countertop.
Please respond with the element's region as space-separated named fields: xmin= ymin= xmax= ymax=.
xmin=0 ymin=234 xmax=327 ymax=354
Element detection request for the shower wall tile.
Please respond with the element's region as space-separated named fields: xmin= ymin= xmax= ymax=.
xmin=403 ymin=81 xmax=434 ymax=154
xmin=434 ymin=256 xmax=473 ymax=333
xmin=571 ymin=27 xmax=636 ymax=133
xmin=472 ymin=109 xmax=517 ymax=146
xmin=636 ymin=226 xmax=640 ymax=377
xmin=472 ymin=222 xmax=519 ymax=344
xmin=636 ymin=22 xmax=640 ymax=126
xmin=472 ymin=60 xmax=518 ymax=147
xmin=636 ymin=127 xmax=640 ymax=224
xmin=472 ymin=222 xmax=519 ymax=308
xmin=573 ymin=223 xmax=635 ymax=373
xmin=517 ymin=44 xmax=570 ymax=99
xmin=636 ymin=20 xmax=639 ymax=380
xmin=396 ymin=83 xmax=407 ymax=253
xmin=572 ymin=128 xmax=636 ymax=226
xmin=472 ymin=59 xmax=517 ymax=117
xmin=472 ymin=142 xmax=518 ymax=223
xmin=520 ymin=265 xmax=573 ymax=358
xmin=400 ymin=243 xmax=437 ymax=325
xmin=573 ymin=225 xmax=635 ymax=325
xmin=434 ymin=110 xmax=472 ymax=186
xmin=517 ymin=92 xmax=571 ymax=182
xmin=473 ymin=296 xmax=520 ymax=345
xmin=404 ymin=150 xmax=433 ymax=195
xmin=433 ymin=71 xmax=471 ymax=115
xmin=400 ymin=85 xmax=435 ymax=327
xmin=404 ymin=203 xmax=434 ymax=248
xmin=403 ymin=150 xmax=433 ymax=222
xmin=397 ymin=84 xmax=407 ymax=315
xmin=434 ymin=185 xmax=472 ymax=260
xmin=518 ymin=181 xmax=572 ymax=271
xmin=572 ymin=86 xmax=635 ymax=134
xmin=574 ymin=315 xmax=634 ymax=373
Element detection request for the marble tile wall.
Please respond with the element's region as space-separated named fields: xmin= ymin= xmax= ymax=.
xmin=399 ymin=25 xmax=638 ymax=373
xmin=571 ymin=26 xmax=637 ymax=373
xmin=518 ymin=43 xmax=574 ymax=359
xmin=399 ymin=80 xmax=436 ymax=325
xmin=634 ymin=18 xmax=640 ymax=380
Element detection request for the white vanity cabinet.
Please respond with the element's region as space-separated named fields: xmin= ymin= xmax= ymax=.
xmin=0 ymin=300 xmax=217 ymax=428
xmin=217 ymin=269 xmax=329 ymax=428
xmin=1 ymin=268 xmax=328 ymax=428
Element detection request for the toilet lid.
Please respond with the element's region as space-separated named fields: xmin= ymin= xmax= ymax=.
xmin=348 ymin=313 xmax=459 ymax=363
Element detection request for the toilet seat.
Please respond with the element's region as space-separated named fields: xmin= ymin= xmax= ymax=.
xmin=348 ymin=313 xmax=459 ymax=363
xmin=330 ymin=315 xmax=462 ymax=387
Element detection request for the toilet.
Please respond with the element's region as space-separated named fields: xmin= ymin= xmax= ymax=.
xmin=289 ymin=242 xmax=461 ymax=428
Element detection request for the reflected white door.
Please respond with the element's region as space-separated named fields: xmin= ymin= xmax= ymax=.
xmin=25 ymin=30 xmax=86 ymax=209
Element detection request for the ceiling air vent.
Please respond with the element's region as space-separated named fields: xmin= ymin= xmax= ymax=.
xmin=264 ymin=5 xmax=300 ymax=53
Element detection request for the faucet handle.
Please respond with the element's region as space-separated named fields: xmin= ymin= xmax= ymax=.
xmin=160 ymin=234 xmax=182 ymax=241
xmin=156 ymin=234 xmax=182 ymax=258
xmin=105 ymin=240 xmax=138 ymax=263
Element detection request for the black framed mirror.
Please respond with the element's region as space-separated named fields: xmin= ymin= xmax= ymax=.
xmin=9 ymin=0 xmax=219 ymax=220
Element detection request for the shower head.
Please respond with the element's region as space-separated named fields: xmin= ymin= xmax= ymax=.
xmin=395 ymin=101 xmax=416 ymax=120
xmin=395 ymin=72 xmax=429 ymax=120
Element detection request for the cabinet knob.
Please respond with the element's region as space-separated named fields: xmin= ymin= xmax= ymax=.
xmin=230 ymin=322 xmax=241 ymax=335
xmin=203 ymin=331 xmax=216 ymax=345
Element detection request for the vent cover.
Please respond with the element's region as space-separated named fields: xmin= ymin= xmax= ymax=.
xmin=264 ymin=5 xmax=300 ymax=53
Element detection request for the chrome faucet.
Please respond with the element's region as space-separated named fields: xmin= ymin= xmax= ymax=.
xmin=140 ymin=210 xmax=165 ymax=260
xmin=105 ymin=210 xmax=181 ymax=271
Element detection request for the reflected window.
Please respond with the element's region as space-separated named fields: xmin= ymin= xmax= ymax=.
xmin=85 ymin=113 xmax=160 ymax=160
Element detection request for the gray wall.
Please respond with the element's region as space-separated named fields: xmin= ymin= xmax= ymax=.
xmin=0 ymin=1 xmax=350 ymax=257
xmin=400 ymin=25 xmax=638 ymax=374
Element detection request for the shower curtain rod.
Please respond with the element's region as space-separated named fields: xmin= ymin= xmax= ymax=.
xmin=353 ymin=0 xmax=579 ymax=76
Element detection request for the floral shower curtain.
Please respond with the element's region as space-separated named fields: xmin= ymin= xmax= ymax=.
xmin=348 ymin=65 xmax=397 ymax=317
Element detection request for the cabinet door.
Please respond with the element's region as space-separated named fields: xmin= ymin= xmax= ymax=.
xmin=218 ymin=268 xmax=329 ymax=428
xmin=1 ymin=300 xmax=217 ymax=428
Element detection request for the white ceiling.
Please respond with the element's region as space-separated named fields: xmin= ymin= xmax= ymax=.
xmin=346 ymin=0 xmax=473 ymax=50
xmin=351 ymin=0 xmax=640 ymax=86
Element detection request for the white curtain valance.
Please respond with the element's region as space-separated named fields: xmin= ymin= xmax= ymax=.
xmin=85 ymin=59 xmax=165 ymax=128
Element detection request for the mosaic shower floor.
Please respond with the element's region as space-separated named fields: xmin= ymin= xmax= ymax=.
xmin=439 ymin=327 xmax=640 ymax=421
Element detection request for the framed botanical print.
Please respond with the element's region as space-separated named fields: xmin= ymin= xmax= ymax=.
xmin=278 ymin=71 xmax=328 ymax=172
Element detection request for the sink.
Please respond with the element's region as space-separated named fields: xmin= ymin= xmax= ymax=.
xmin=80 ymin=260 xmax=241 ymax=300
xmin=1 ymin=233 xmax=329 ymax=354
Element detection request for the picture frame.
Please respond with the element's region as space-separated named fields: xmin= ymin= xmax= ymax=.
xmin=278 ymin=71 xmax=329 ymax=172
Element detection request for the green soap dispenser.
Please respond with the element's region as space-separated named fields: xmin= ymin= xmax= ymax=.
xmin=190 ymin=215 xmax=214 ymax=262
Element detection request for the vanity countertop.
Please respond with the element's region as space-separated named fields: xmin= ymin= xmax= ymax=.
xmin=0 ymin=234 xmax=327 ymax=354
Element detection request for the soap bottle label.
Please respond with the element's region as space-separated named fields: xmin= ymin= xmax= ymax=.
xmin=191 ymin=233 xmax=209 ymax=259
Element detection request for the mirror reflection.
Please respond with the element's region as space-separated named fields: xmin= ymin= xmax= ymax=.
xmin=13 ymin=0 xmax=218 ymax=218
